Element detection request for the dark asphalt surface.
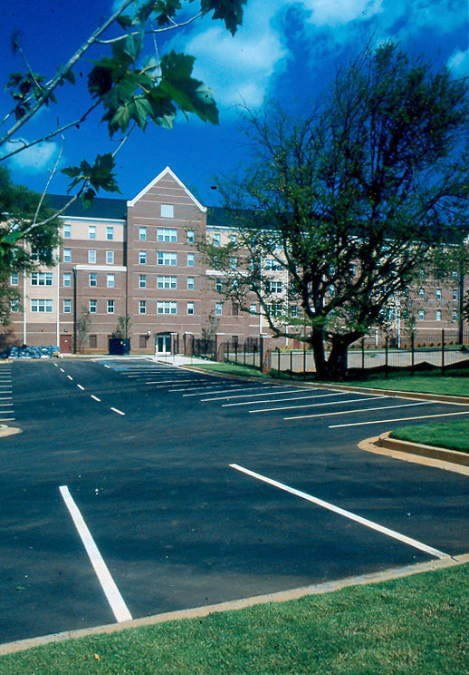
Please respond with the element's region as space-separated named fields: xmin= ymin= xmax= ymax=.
xmin=0 ymin=358 xmax=468 ymax=644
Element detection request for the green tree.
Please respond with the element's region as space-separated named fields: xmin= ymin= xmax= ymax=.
xmin=113 ymin=313 xmax=132 ymax=339
xmin=76 ymin=307 xmax=92 ymax=354
xmin=0 ymin=166 xmax=60 ymax=324
xmin=0 ymin=0 xmax=246 ymax=224
xmin=202 ymin=43 xmax=469 ymax=379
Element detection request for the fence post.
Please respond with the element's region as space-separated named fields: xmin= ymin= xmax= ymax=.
xmin=303 ymin=340 xmax=307 ymax=381
xmin=260 ymin=336 xmax=264 ymax=373
xmin=234 ymin=340 xmax=238 ymax=364
xmin=244 ymin=343 xmax=246 ymax=366
xmin=411 ymin=332 xmax=415 ymax=377
xmin=277 ymin=347 xmax=281 ymax=377
xmin=441 ymin=329 xmax=445 ymax=374
xmin=290 ymin=350 xmax=293 ymax=379
xmin=361 ymin=338 xmax=365 ymax=375
xmin=385 ymin=336 xmax=389 ymax=378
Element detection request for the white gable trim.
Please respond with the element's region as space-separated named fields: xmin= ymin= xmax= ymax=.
xmin=127 ymin=166 xmax=207 ymax=213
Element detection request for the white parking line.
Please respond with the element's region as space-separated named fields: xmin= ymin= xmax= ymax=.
xmin=91 ymin=395 xmax=101 ymax=402
xmin=223 ymin=392 xmax=346 ymax=408
xmin=284 ymin=400 xmax=433 ymax=421
xmin=110 ymin=407 xmax=125 ymax=416
xmin=230 ymin=464 xmax=451 ymax=560
xmin=60 ymin=368 xmax=65 ymax=373
xmin=59 ymin=486 xmax=132 ymax=623
xmin=330 ymin=410 xmax=469 ymax=428
xmin=249 ymin=395 xmax=384 ymax=414
xmin=201 ymin=387 xmax=295 ymax=402
xmin=67 ymin=375 xmax=73 ymax=381
xmin=77 ymin=384 xmax=85 ymax=391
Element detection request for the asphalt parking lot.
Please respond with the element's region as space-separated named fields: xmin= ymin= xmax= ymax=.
xmin=0 ymin=358 xmax=468 ymax=644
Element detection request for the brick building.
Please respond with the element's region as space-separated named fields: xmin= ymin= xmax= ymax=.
xmin=4 ymin=167 xmax=466 ymax=354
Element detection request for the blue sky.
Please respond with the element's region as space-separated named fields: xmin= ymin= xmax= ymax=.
xmin=0 ymin=0 xmax=468 ymax=206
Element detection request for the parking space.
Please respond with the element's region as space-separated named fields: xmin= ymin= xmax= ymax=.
xmin=0 ymin=365 xmax=14 ymax=423
xmin=1 ymin=358 xmax=468 ymax=644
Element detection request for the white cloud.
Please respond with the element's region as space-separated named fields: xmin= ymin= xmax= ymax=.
xmin=5 ymin=140 xmax=60 ymax=174
xmin=448 ymin=48 xmax=469 ymax=75
xmin=301 ymin=0 xmax=383 ymax=26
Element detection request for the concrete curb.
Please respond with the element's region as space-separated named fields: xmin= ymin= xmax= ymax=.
xmin=377 ymin=431 xmax=469 ymax=466
xmin=1 ymin=554 xmax=467 ymax=656
xmin=312 ymin=382 xmax=469 ymax=406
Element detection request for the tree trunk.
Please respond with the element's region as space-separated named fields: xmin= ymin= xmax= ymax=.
xmin=310 ymin=328 xmax=329 ymax=380
xmin=327 ymin=336 xmax=350 ymax=381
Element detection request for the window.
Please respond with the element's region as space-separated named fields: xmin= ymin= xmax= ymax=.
xmin=106 ymin=226 xmax=114 ymax=240
xmin=436 ymin=310 xmax=442 ymax=321
xmin=187 ymin=276 xmax=195 ymax=290
xmin=290 ymin=305 xmax=298 ymax=318
xmin=157 ymin=275 xmax=177 ymax=289
xmin=452 ymin=289 xmax=458 ymax=301
xmin=249 ymin=303 xmax=257 ymax=315
xmin=161 ymin=204 xmax=174 ymax=218
xmin=106 ymin=250 xmax=114 ymax=264
xmin=139 ymin=274 xmax=147 ymax=289
xmin=187 ymin=301 xmax=195 ymax=315
xmin=139 ymin=227 xmax=147 ymax=241
xmin=89 ymin=299 xmax=97 ymax=313
xmin=10 ymin=299 xmax=20 ymax=312
xmin=232 ymin=302 xmax=239 ymax=316
xmin=107 ymin=300 xmax=115 ymax=314
xmin=63 ymin=224 xmax=71 ymax=238
xmin=157 ymin=228 xmax=177 ymax=242
xmin=213 ymin=233 xmax=221 ymax=247
xmin=187 ymin=229 xmax=195 ymax=244
xmin=63 ymin=273 xmax=72 ymax=287
xmin=157 ymin=252 xmax=177 ymax=266
xmin=63 ymin=299 xmax=72 ymax=314
xmin=31 ymin=272 xmax=53 ymax=286
xmin=452 ymin=310 xmax=458 ymax=320
xmin=88 ymin=225 xmax=96 ymax=240
xmin=10 ymin=273 xmax=19 ymax=286
xmin=436 ymin=288 xmax=442 ymax=300
xmin=139 ymin=300 xmax=146 ymax=314
xmin=157 ymin=301 xmax=177 ymax=314
xmin=31 ymin=299 xmax=53 ymax=313
xmin=187 ymin=253 xmax=195 ymax=267
xmin=215 ymin=302 xmax=223 ymax=316
xmin=267 ymin=281 xmax=283 ymax=294
xmin=418 ymin=310 xmax=425 ymax=320
xmin=107 ymin=273 xmax=115 ymax=288
xmin=89 ymin=273 xmax=97 ymax=287
xmin=88 ymin=250 xmax=96 ymax=264
xmin=229 ymin=256 xmax=237 ymax=270
xmin=266 ymin=303 xmax=283 ymax=318
xmin=419 ymin=288 xmax=425 ymax=299
xmin=265 ymin=258 xmax=282 ymax=271
xmin=139 ymin=251 xmax=147 ymax=264
xmin=229 ymin=234 xmax=236 ymax=244
xmin=216 ymin=278 xmax=223 ymax=293
xmin=63 ymin=248 xmax=72 ymax=263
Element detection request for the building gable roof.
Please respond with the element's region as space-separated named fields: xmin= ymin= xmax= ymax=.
xmin=47 ymin=194 xmax=127 ymax=220
xmin=127 ymin=166 xmax=206 ymax=212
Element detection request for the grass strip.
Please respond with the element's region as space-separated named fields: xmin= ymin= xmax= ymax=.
xmin=0 ymin=565 xmax=467 ymax=675
xmin=191 ymin=362 xmax=268 ymax=378
xmin=345 ymin=374 xmax=469 ymax=398
xmin=390 ymin=419 xmax=469 ymax=453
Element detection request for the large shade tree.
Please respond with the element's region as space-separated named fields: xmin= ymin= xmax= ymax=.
xmin=202 ymin=42 xmax=469 ymax=380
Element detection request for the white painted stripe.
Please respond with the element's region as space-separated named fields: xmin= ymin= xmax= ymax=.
xmin=201 ymin=387 xmax=294 ymax=402
xmin=110 ymin=407 xmax=125 ymax=416
xmin=104 ymin=365 xmax=110 ymax=368
xmin=91 ymin=395 xmax=101 ymax=402
xmin=284 ymin=400 xmax=433 ymax=421
xmin=59 ymin=486 xmax=132 ymax=623
xmin=67 ymin=375 xmax=73 ymax=381
xmin=230 ymin=464 xmax=451 ymax=560
xmin=330 ymin=410 xmax=469 ymax=428
xmin=224 ymin=392 xmax=346 ymax=408
xmin=60 ymin=368 xmax=65 ymax=373
xmin=77 ymin=384 xmax=85 ymax=391
xmin=0 ymin=417 xmax=15 ymax=421
xmin=249 ymin=395 xmax=384 ymax=414
xmin=181 ymin=385 xmax=250 ymax=395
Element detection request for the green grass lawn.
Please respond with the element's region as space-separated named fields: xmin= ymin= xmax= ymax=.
xmin=346 ymin=374 xmax=469 ymax=398
xmin=390 ymin=419 xmax=469 ymax=453
xmin=0 ymin=564 xmax=467 ymax=675
xmin=191 ymin=362 xmax=268 ymax=378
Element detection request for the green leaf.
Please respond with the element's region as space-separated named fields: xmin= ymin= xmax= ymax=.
xmin=200 ymin=0 xmax=246 ymax=35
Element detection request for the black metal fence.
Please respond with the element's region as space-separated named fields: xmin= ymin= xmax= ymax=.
xmin=220 ymin=329 xmax=469 ymax=378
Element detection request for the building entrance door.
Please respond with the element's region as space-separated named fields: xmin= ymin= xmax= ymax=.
xmin=156 ymin=334 xmax=171 ymax=354
xmin=60 ymin=334 xmax=72 ymax=353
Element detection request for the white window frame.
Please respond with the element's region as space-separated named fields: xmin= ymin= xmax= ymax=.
xmin=139 ymin=300 xmax=147 ymax=314
xmin=157 ymin=301 xmax=177 ymax=315
xmin=63 ymin=273 xmax=72 ymax=287
xmin=31 ymin=272 xmax=53 ymax=286
xmin=88 ymin=250 xmax=96 ymax=264
xmin=157 ymin=228 xmax=178 ymax=243
xmin=157 ymin=252 xmax=177 ymax=266
xmin=187 ymin=276 xmax=195 ymax=290
xmin=187 ymin=229 xmax=195 ymax=244
xmin=63 ymin=299 xmax=72 ymax=314
xmin=107 ymin=300 xmax=115 ymax=314
xmin=436 ymin=288 xmax=442 ymax=300
xmin=10 ymin=299 xmax=20 ymax=312
xmin=139 ymin=274 xmax=147 ymax=289
xmin=63 ymin=248 xmax=72 ymax=263
xmin=139 ymin=227 xmax=147 ymax=241
xmin=139 ymin=251 xmax=147 ymax=264
xmin=106 ymin=250 xmax=114 ymax=265
xmin=62 ymin=224 xmax=71 ymax=238
xmin=88 ymin=225 xmax=96 ymax=240
xmin=106 ymin=226 xmax=114 ymax=241
xmin=215 ymin=302 xmax=223 ymax=316
xmin=10 ymin=273 xmax=19 ymax=286
xmin=187 ymin=301 xmax=195 ymax=315
xmin=436 ymin=310 xmax=442 ymax=321
xmin=107 ymin=273 xmax=115 ymax=288
xmin=187 ymin=253 xmax=195 ymax=267
xmin=157 ymin=275 xmax=177 ymax=289
xmin=89 ymin=273 xmax=97 ymax=287
xmin=89 ymin=299 xmax=97 ymax=313
xmin=31 ymin=299 xmax=53 ymax=313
